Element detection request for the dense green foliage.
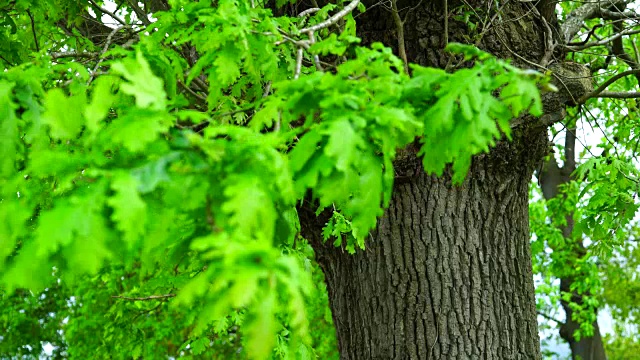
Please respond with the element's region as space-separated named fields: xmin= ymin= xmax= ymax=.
xmin=0 ymin=0 xmax=548 ymax=358
xmin=2 ymin=0 xmax=640 ymax=359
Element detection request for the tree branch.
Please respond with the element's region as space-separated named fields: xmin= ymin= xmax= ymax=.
xmin=611 ymin=20 xmax=640 ymax=83
xmin=0 ymin=54 xmax=14 ymax=67
xmin=51 ymin=51 xmax=100 ymax=60
xmin=565 ymin=28 xmax=640 ymax=51
xmin=298 ymin=8 xmax=320 ymax=18
xmin=88 ymin=0 xmax=128 ymax=26
xmin=537 ymin=311 xmax=566 ymax=325
xmin=56 ymin=11 xmax=125 ymax=48
xmin=26 ymin=10 xmax=39 ymax=52
xmin=591 ymin=91 xmax=640 ymax=99
xmin=112 ymin=294 xmax=175 ymax=301
xmin=299 ymin=0 xmax=360 ymax=33
xmin=391 ymin=0 xmax=409 ymax=73
xmin=560 ymin=0 xmax=632 ymax=44
xmin=598 ymin=8 xmax=640 ymax=20
xmin=578 ymin=69 xmax=640 ymax=103
xmin=125 ymin=0 xmax=152 ymax=26
xmin=88 ymin=25 xmax=130 ymax=85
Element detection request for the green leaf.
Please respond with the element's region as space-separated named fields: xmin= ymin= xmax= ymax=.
xmin=34 ymin=202 xmax=86 ymax=258
xmin=84 ymin=76 xmax=117 ymax=134
xmin=322 ymin=119 xmax=363 ymax=172
xmin=222 ymin=176 xmax=276 ymax=241
xmin=245 ymin=288 xmax=277 ymax=360
xmin=111 ymin=51 xmax=167 ymax=110
xmin=107 ymin=172 xmax=147 ymax=246
xmin=42 ymin=88 xmax=86 ymax=139
xmin=190 ymin=337 xmax=208 ymax=355
xmin=107 ymin=109 xmax=171 ymax=152
xmin=0 ymin=80 xmax=19 ymax=177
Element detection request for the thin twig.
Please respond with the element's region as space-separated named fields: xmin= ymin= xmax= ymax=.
xmin=401 ymin=0 xmax=424 ymax=24
xmin=177 ymin=79 xmax=207 ymax=104
xmin=0 ymin=54 xmax=14 ymax=67
xmin=26 ymin=10 xmax=39 ymax=52
xmin=112 ymin=294 xmax=175 ymax=301
xmin=537 ymin=311 xmax=565 ymax=325
xmin=132 ymin=303 xmax=163 ymax=320
xmin=565 ymin=28 xmax=640 ymax=51
xmin=528 ymin=3 xmax=554 ymax=67
xmin=88 ymin=25 xmax=128 ymax=85
xmin=443 ymin=0 xmax=448 ymax=48
xmin=475 ymin=0 xmax=510 ymax=44
xmin=391 ymin=0 xmax=409 ymax=74
xmin=262 ymin=81 xmax=272 ymax=98
xmin=560 ymin=0 xmax=631 ymax=43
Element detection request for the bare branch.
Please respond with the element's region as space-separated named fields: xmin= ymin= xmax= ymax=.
xmin=88 ymin=25 xmax=130 ymax=85
xmin=298 ymin=8 xmax=320 ymax=18
xmin=526 ymin=2 xmax=554 ymax=66
xmin=307 ymin=31 xmax=324 ymax=72
xmin=537 ymin=311 xmax=566 ymax=325
xmin=177 ymin=79 xmax=207 ymax=105
xmin=560 ymin=0 xmax=632 ymax=44
xmin=0 ymin=54 xmax=14 ymax=67
xmin=88 ymin=0 xmax=128 ymax=26
xmin=391 ymin=0 xmax=409 ymax=74
xmin=611 ymin=20 xmax=640 ymax=83
xmin=565 ymin=28 xmax=640 ymax=51
xmin=112 ymin=294 xmax=175 ymax=301
xmin=125 ymin=0 xmax=152 ymax=26
xmin=299 ymin=0 xmax=360 ymax=33
xmin=592 ymin=91 xmax=640 ymax=99
xmin=294 ymin=47 xmax=304 ymax=79
xmin=26 ymin=10 xmax=39 ymax=52
xmin=598 ymin=8 xmax=640 ymax=20
xmin=51 ymin=51 xmax=100 ymax=60
xmin=578 ymin=69 xmax=640 ymax=103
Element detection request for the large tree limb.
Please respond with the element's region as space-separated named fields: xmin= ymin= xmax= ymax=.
xmin=578 ymin=69 xmax=640 ymax=103
xmin=590 ymin=91 xmax=640 ymax=99
xmin=560 ymin=0 xmax=633 ymax=44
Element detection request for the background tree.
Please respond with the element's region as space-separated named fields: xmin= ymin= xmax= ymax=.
xmin=1 ymin=1 xmax=639 ymax=360
xmin=530 ymin=2 xmax=640 ymax=359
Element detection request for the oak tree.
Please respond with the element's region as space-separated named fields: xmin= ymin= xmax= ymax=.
xmin=1 ymin=1 xmax=640 ymax=359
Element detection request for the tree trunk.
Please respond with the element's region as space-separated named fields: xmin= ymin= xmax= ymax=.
xmin=299 ymin=1 xmax=559 ymax=359
xmin=301 ymin=134 xmax=548 ymax=359
xmin=540 ymin=130 xmax=607 ymax=360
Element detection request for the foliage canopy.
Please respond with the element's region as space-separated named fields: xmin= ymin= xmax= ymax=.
xmin=2 ymin=0 xmax=640 ymax=359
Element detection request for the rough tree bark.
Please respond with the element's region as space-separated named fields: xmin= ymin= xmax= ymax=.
xmin=300 ymin=1 xmax=564 ymax=359
xmin=302 ymin=135 xmax=548 ymax=359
